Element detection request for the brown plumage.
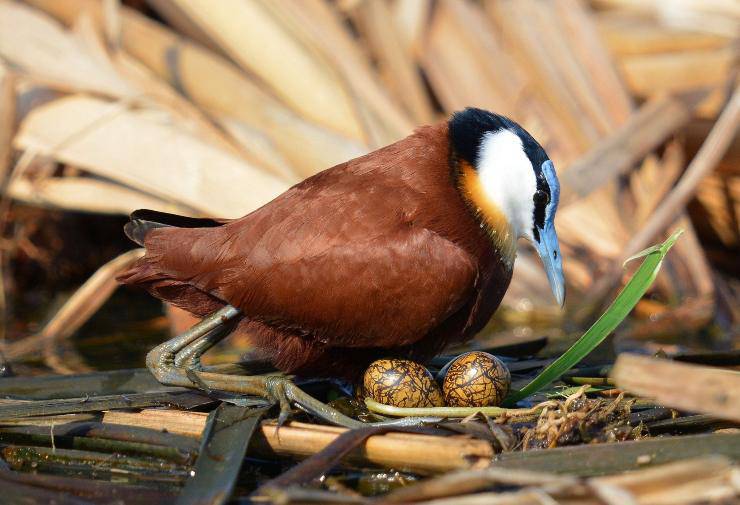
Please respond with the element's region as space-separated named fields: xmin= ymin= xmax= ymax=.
xmin=118 ymin=120 xmax=513 ymax=380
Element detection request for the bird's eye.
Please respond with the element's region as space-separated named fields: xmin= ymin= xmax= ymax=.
xmin=533 ymin=190 xmax=549 ymax=205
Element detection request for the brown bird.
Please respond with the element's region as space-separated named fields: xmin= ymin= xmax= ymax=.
xmin=118 ymin=108 xmax=564 ymax=422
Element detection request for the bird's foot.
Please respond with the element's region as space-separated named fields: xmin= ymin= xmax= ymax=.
xmin=145 ymin=306 xmax=367 ymax=428
xmin=146 ymin=305 xmax=439 ymax=429
xmin=264 ymin=376 xmax=293 ymax=426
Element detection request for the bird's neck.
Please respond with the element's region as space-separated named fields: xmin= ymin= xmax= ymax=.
xmin=453 ymin=160 xmax=517 ymax=267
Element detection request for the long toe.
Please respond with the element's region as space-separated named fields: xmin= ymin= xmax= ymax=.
xmin=264 ymin=377 xmax=294 ymax=426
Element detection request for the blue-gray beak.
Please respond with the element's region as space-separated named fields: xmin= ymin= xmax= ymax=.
xmin=535 ymin=223 xmax=565 ymax=307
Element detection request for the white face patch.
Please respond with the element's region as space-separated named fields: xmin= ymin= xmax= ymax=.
xmin=476 ymin=129 xmax=537 ymax=240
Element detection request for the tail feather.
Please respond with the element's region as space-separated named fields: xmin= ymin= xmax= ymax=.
xmin=124 ymin=209 xmax=225 ymax=246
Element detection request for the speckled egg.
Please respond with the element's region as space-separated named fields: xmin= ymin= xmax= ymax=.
xmin=440 ymin=351 xmax=511 ymax=407
xmin=362 ymin=359 xmax=445 ymax=408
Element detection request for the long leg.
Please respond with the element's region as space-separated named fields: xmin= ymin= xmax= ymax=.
xmin=174 ymin=320 xmax=237 ymax=371
xmin=146 ymin=305 xmax=241 ymax=387
xmin=147 ymin=306 xmax=434 ymax=428
xmin=147 ymin=305 xmax=292 ymax=403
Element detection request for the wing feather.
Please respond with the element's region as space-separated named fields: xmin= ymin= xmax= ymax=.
xmin=142 ymin=169 xmax=477 ymax=348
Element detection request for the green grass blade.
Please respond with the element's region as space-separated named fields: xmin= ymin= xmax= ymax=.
xmin=503 ymin=229 xmax=683 ymax=406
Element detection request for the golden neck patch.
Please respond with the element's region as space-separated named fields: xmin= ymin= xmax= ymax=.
xmin=456 ymin=161 xmax=516 ymax=264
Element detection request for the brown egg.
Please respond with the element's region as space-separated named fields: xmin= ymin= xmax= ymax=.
xmin=362 ymin=359 xmax=444 ymax=408
xmin=440 ymin=351 xmax=511 ymax=407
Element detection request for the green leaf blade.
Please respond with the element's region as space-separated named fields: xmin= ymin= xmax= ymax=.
xmin=503 ymin=229 xmax=683 ymax=406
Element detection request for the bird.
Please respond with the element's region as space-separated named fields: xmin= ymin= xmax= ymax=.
xmin=117 ymin=107 xmax=564 ymax=418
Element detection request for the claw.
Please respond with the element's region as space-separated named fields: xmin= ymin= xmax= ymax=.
xmin=265 ymin=376 xmax=294 ymax=426
xmin=277 ymin=408 xmax=291 ymax=428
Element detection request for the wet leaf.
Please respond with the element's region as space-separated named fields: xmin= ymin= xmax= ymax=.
xmin=178 ymin=403 xmax=270 ymax=505
xmin=0 ymin=368 xmax=169 ymax=400
xmin=493 ymin=432 xmax=740 ymax=476
xmin=0 ymin=470 xmax=177 ymax=504
xmin=0 ymin=391 xmax=210 ymax=419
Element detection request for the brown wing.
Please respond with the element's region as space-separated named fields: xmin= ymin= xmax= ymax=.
xmin=135 ymin=166 xmax=477 ymax=349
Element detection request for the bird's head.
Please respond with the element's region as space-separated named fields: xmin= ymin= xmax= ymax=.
xmin=449 ymin=108 xmax=565 ymax=307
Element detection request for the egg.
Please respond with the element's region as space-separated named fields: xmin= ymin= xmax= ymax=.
xmin=362 ymin=358 xmax=444 ymax=408
xmin=440 ymin=351 xmax=511 ymax=407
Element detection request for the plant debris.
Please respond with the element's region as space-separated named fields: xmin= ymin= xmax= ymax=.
xmin=0 ymin=0 xmax=737 ymax=503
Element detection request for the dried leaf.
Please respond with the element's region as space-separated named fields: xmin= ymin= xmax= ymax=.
xmin=14 ymin=95 xmax=289 ymax=217
xmin=0 ymin=1 xmax=133 ymax=97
